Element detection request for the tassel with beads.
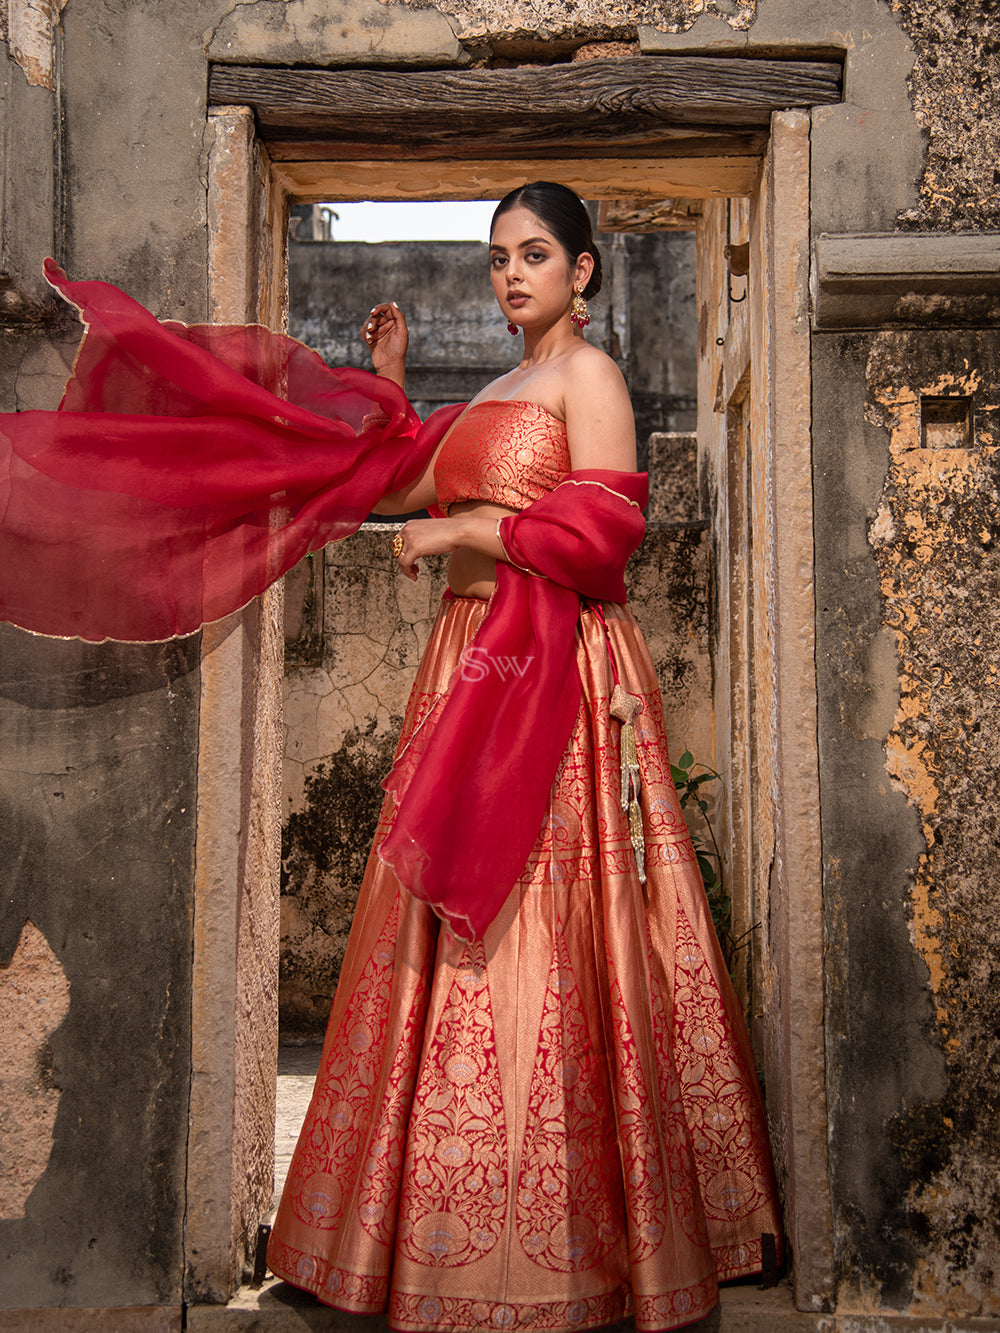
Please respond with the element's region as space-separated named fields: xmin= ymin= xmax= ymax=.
xmin=610 ymin=683 xmax=647 ymax=886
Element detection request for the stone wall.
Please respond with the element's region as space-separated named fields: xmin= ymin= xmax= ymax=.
xmin=287 ymin=229 xmax=697 ymax=436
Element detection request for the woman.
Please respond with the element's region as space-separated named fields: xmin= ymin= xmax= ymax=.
xmin=264 ymin=183 xmax=784 ymax=1331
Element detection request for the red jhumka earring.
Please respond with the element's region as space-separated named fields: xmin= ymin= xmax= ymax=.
xmin=571 ymin=287 xmax=590 ymax=327
xmin=507 ymin=320 xmax=519 ymax=335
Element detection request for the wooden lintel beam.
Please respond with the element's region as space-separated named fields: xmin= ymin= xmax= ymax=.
xmin=266 ymin=130 xmax=771 ymax=163
xmin=209 ymin=57 xmax=841 ymax=142
xmin=272 ymin=157 xmax=762 ymax=203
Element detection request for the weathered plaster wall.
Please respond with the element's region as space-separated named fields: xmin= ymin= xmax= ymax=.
xmin=864 ymin=335 xmax=1000 ymax=1316
xmin=0 ymin=630 xmax=200 ymax=1310
xmin=793 ymin=0 xmax=1000 ymax=1306
xmin=3 ymin=7 xmax=220 ymax=1299
xmin=0 ymin=921 xmax=71 ymax=1219
xmin=288 ymin=231 xmax=696 ymax=434
xmin=814 ymin=319 xmax=1000 ymax=1317
xmin=58 ymin=0 xmax=216 ymax=314
xmin=890 ymin=0 xmax=1000 ymax=232
xmin=208 ymin=0 xmax=466 ymax=67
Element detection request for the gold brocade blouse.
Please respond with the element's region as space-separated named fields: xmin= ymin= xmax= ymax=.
xmin=434 ymin=400 xmax=571 ymax=515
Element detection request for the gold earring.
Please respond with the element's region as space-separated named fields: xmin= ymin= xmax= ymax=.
xmin=571 ymin=287 xmax=590 ymax=328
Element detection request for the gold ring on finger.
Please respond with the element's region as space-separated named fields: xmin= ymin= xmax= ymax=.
xmin=392 ymin=533 xmax=404 ymax=558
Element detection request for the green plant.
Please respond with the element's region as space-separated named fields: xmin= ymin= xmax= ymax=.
xmin=670 ymin=749 xmax=733 ymax=963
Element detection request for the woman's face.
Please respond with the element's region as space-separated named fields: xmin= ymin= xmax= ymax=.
xmin=489 ymin=205 xmax=591 ymax=333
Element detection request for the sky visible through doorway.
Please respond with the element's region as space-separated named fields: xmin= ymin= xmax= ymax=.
xmin=322 ymin=200 xmax=497 ymax=243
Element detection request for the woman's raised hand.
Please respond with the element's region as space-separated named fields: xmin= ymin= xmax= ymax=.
xmin=363 ymin=301 xmax=408 ymax=387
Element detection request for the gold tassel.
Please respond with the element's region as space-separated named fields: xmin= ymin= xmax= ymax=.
xmin=610 ymin=684 xmax=647 ymax=886
xmin=628 ymin=790 xmax=646 ymax=884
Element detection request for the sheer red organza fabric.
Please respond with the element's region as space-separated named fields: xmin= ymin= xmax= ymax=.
xmin=0 ymin=260 xmax=462 ymax=642
xmin=0 ymin=264 xmax=646 ymax=942
xmin=379 ymin=472 xmax=648 ymax=941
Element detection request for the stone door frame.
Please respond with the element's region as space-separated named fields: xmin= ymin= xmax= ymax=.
xmin=191 ymin=95 xmax=831 ymax=1311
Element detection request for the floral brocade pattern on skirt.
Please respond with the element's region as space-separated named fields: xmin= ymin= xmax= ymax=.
xmin=267 ymin=596 xmax=783 ymax=1332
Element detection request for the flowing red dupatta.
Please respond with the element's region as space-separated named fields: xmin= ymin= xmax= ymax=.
xmin=0 ymin=262 xmax=648 ymax=942
xmin=380 ymin=472 xmax=648 ymax=941
xmin=0 ymin=260 xmax=462 ymax=641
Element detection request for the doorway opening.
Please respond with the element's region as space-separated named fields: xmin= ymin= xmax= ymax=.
xmin=277 ymin=195 xmax=702 ymax=1195
xmin=196 ymin=66 xmax=831 ymax=1308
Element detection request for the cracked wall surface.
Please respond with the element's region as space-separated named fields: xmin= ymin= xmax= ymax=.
xmin=865 ymin=334 xmax=1000 ymax=1316
xmin=816 ymin=322 xmax=1000 ymax=1316
xmin=280 ymin=540 xmax=450 ymax=1038
xmin=210 ymin=0 xmax=754 ymax=59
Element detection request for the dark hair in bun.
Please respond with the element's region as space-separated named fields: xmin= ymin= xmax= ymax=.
xmin=491 ymin=181 xmax=603 ymax=300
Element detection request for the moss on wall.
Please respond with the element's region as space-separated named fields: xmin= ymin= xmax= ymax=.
xmin=280 ymin=726 xmax=400 ymax=1040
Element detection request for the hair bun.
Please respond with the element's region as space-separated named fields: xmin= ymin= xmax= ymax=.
xmin=583 ymin=247 xmax=603 ymax=301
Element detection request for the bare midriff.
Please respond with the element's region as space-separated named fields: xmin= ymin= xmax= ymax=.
xmin=447 ymin=497 xmax=519 ymax=599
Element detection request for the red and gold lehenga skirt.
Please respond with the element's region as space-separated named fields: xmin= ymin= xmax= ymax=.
xmin=267 ymin=594 xmax=783 ymax=1332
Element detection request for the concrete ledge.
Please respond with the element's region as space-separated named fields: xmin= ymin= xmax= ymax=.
xmin=207 ymin=0 xmax=466 ymax=68
xmin=0 ymin=1311 xmax=181 ymax=1331
xmin=813 ymin=232 xmax=1000 ymax=328
xmin=185 ymin=1281 xmax=1000 ymax=1332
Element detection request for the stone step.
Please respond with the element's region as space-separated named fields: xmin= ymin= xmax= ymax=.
xmin=185 ymin=1280 xmax=1000 ymax=1332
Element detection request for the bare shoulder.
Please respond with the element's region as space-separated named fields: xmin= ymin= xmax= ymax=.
xmin=562 ymin=343 xmax=636 ymax=471
xmin=561 ymin=342 xmax=631 ymax=409
xmin=565 ymin=340 xmax=626 ymax=382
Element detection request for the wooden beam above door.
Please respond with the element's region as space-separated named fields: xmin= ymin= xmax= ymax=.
xmin=270 ymin=156 xmax=763 ymax=203
xmin=208 ymin=56 xmax=842 ymax=151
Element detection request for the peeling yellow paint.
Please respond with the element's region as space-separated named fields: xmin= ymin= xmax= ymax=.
xmin=6 ymin=0 xmax=69 ymax=90
xmin=883 ymin=735 xmax=940 ymax=836
xmin=864 ymin=328 xmax=1000 ymax=1310
xmin=0 ymin=920 xmax=71 ymax=1218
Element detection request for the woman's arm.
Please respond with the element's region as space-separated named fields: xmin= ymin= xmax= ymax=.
xmin=562 ymin=349 xmax=637 ymax=473
xmin=363 ymin=299 xmax=440 ymax=512
xmin=389 ymin=512 xmax=506 ymax=579
xmin=371 ymin=472 xmax=441 ymax=516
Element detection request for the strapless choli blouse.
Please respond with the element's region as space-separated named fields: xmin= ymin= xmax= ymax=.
xmin=434 ymin=399 xmax=571 ymax=515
